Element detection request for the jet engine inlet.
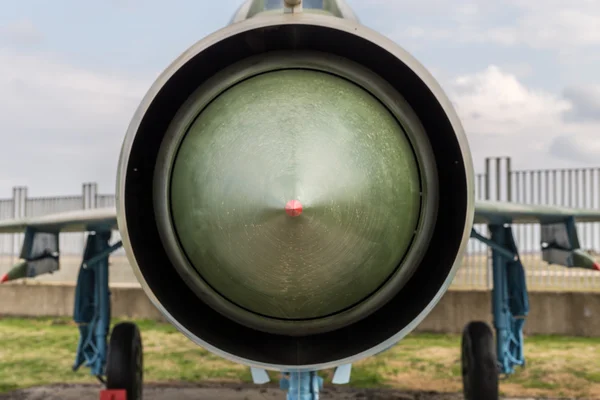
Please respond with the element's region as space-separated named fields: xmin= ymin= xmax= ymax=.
xmin=117 ymin=14 xmax=474 ymax=371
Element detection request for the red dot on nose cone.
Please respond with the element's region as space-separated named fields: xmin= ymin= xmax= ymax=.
xmin=285 ymin=200 xmax=303 ymax=217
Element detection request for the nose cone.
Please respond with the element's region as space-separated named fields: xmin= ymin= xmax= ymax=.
xmin=170 ymin=69 xmax=421 ymax=320
xmin=285 ymin=200 xmax=303 ymax=217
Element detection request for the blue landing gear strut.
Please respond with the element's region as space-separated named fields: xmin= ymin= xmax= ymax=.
xmin=488 ymin=225 xmax=529 ymax=374
xmin=72 ymin=229 xmax=144 ymax=400
xmin=72 ymin=230 xmax=122 ymax=378
xmin=280 ymin=372 xmax=324 ymax=400
xmin=465 ymin=226 xmax=530 ymax=399
xmin=251 ymin=364 xmax=351 ymax=400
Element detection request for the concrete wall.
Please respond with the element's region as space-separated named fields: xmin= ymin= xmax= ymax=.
xmin=0 ymin=283 xmax=164 ymax=322
xmin=1 ymin=283 xmax=599 ymax=337
xmin=417 ymin=290 xmax=600 ymax=337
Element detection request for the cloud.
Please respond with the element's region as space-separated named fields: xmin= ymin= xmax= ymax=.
xmin=445 ymin=65 xmax=570 ymax=136
xmin=562 ymin=86 xmax=600 ymax=122
xmin=0 ymin=48 xmax=152 ymax=197
xmin=439 ymin=65 xmax=600 ymax=169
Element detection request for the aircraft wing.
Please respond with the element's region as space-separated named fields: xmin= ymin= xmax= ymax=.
xmin=474 ymin=200 xmax=600 ymax=225
xmin=0 ymin=208 xmax=118 ymax=282
xmin=474 ymin=200 xmax=600 ymax=271
xmin=0 ymin=207 xmax=117 ymax=234
xmin=1 ymin=201 xmax=599 ymax=283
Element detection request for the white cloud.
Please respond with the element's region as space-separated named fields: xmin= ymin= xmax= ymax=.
xmin=440 ymin=66 xmax=600 ymax=169
xmin=0 ymin=48 xmax=152 ymax=197
xmin=447 ymin=66 xmax=571 ymax=136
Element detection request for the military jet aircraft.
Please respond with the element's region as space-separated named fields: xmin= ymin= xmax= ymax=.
xmin=1 ymin=1 xmax=599 ymax=399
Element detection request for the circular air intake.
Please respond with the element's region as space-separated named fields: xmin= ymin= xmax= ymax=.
xmin=152 ymin=52 xmax=438 ymax=336
xmin=117 ymin=13 xmax=474 ymax=371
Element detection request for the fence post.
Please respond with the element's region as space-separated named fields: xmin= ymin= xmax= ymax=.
xmin=82 ymin=183 xmax=98 ymax=210
xmin=483 ymin=157 xmax=513 ymax=289
xmin=485 ymin=158 xmax=491 ymax=201
xmin=11 ymin=187 xmax=27 ymax=265
xmin=81 ymin=183 xmax=98 ymax=252
xmin=485 ymin=156 xmax=512 ymax=202
xmin=506 ymin=157 xmax=512 ymax=202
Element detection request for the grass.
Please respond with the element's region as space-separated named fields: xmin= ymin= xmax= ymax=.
xmin=1 ymin=318 xmax=600 ymax=398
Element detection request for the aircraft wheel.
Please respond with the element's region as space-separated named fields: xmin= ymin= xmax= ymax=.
xmin=106 ymin=322 xmax=144 ymax=400
xmin=461 ymin=321 xmax=498 ymax=400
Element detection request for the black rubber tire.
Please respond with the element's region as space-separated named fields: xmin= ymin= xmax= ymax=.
xmin=106 ymin=322 xmax=144 ymax=400
xmin=461 ymin=321 xmax=499 ymax=400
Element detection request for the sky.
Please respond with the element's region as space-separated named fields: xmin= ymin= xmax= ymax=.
xmin=0 ymin=0 xmax=599 ymax=198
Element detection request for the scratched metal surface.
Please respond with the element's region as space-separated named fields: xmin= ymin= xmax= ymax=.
xmin=170 ymin=69 xmax=421 ymax=320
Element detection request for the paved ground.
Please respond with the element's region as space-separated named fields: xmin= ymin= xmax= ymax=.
xmin=0 ymin=383 xmax=569 ymax=400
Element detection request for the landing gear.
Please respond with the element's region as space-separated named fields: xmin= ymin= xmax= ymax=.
xmin=106 ymin=322 xmax=144 ymax=400
xmin=461 ymin=321 xmax=498 ymax=400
